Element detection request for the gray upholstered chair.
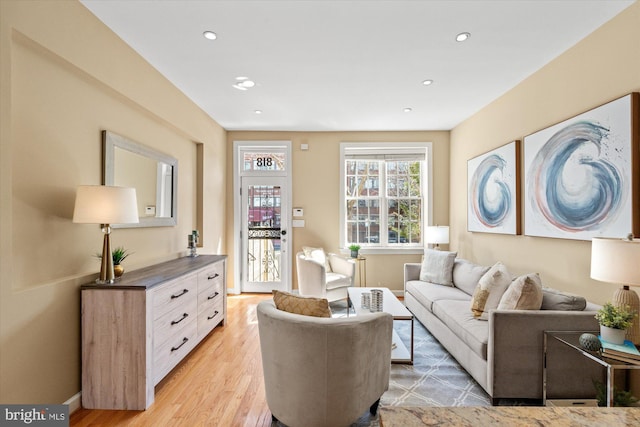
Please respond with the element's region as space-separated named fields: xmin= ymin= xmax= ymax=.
xmin=295 ymin=250 xmax=355 ymax=302
xmin=257 ymin=300 xmax=393 ymax=427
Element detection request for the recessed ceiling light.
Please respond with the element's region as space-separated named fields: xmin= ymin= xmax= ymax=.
xmin=422 ymin=79 xmax=434 ymax=86
xmin=232 ymin=77 xmax=256 ymax=90
xmin=456 ymin=32 xmax=471 ymax=42
xmin=254 ymin=110 xmax=263 ymax=114
xmin=203 ymin=31 xmax=217 ymax=40
xmin=403 ymin=107 xmax=413 ymax=113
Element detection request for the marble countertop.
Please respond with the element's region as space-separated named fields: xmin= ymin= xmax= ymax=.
xmin=380 ymin=406 xmax=640 ymax=426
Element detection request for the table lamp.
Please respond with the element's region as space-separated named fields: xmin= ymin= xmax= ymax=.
xmin=73 ymin=185 xmax=138 ymax=284
xmin=590 ymin=236 xmax=640 ymax=344
xmin=426 ymin=225 xmax=449 ymax=249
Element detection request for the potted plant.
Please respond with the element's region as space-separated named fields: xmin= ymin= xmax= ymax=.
xmin=595 ymin=302 xmax=635 ymax=344
xmin=348 ymin=244 xmax=361 ymax=258
xmin=96 ymin=246 xmax=131 ymax=278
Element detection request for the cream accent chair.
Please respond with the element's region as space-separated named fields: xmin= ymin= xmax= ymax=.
xmin=257 ymin=300 xmax=393 ymax=427
xmin=296 ymin=250 xmax=355 ymax=302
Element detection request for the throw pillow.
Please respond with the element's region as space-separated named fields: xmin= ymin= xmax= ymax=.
xmin=541 ymin=287 xmax=587 ymax=311
xmin=272 ymin=290 xmax=332 ymax=318
xmin=452 ymin=259 xmax=491 ymax=296
xmin=419 ymin=248 xmax=457 ymax=286
xmin=302 ymin=246 xmax=331 ymax=272
xmin=498 ymin=273 xmax=543 ymax=311
xmin=470 ymin=261 xmax=511 ymax=320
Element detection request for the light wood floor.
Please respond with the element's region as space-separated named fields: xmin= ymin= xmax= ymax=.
xmin=71 ymin=293 xmax=274 ymax=427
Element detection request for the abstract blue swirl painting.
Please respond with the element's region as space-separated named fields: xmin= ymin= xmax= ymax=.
xmin=468 ymin=141 xmax=520 ymax=234
xmin=524 ymin=94 xmax=635 ymax=240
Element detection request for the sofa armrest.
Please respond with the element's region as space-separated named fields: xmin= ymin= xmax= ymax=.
xmin=403 ymin=263 xmax=422 ymax=292
xmin=488 ymin=309 xmax=600 ymax=400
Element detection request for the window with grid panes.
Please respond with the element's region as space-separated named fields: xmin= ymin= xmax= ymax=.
xmin=341 ymin=144 xmax=430 ymax=250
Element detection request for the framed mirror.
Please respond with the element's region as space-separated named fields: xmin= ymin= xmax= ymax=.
xmin=103 ymin=130 xmax=178 ymax=227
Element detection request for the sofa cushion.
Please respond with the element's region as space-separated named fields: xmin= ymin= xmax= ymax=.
xmin=302 ymin=246 xmax=331 ymax=272
xmin=432 ymin=299 xmax=489 ymax=360
xmin=498 ymin=273 xmax=543 ymax=311
xmin=453 ymin=259 xmax=491 ymax=296
xmin=541 ymin=287 xmax=587 ymax=311
xmin=272 ymin=290 xmax=332 ymax=318
xmin=419 ymin=249 xmax=457 ymax=286
xmin=470 ymin=261 xmax=511 ymax=320
xmin=406 ymin=280 xmax=471 ymax=312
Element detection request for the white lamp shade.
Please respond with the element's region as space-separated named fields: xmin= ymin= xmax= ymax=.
xmin=73 ymin=185 xmax=139 ymax=224
xmin=591 ymin=237 xmax=640 ymax=286
xmin=425 ymin=225 xmax=449 ymax=244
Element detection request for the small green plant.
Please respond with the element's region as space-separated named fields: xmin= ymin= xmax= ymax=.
xmin=95 ymin=247 xmax=131 ymax=265
xmin=595 ymin=303 xmax=636 ymax=330
xmin=593 ymin=379 xmax=638 ymax=407
xmin=348 ymin=244 xmax=361 ymax=251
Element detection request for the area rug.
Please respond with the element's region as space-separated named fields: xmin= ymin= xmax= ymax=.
xmin=272 ymin=300 xmax=490 ymax=426
xmin=333 ymin=300 xmax=490 ymax=427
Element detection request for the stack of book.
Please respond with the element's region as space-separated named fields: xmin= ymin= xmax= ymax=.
xmin=598 ymin=337 xmax=640 ymax=364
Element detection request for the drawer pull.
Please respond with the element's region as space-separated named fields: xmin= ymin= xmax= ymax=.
xmin=207 ymin=310 xmax=220 ymax=320
xmin=171 ymin=313 xmax=189 ymax=325
xmin=171 ymin=289 xmax=189 ymax=299
xmin=207 ymin=273 xmax=220 ymax=280
xmin=207 ymin=291 xmax=220 ymax=300
xmin=171 ymin=337 xmax=189 ymax=352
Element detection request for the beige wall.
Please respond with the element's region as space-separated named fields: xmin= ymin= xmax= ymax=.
xmin=226 ymin=131 xmax=450 ymax=292
xmin=450 ymin=2 xmax=640 ymax=304
xmin=0 ymin=0 xmax=226 ymax=404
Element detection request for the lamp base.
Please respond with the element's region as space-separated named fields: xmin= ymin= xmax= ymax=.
xmin=613 ymin=285 xmax=640 ymax=344
xmin=97 ymin=224 xmax=115 ymax=285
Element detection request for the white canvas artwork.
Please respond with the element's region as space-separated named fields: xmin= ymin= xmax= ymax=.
xmin=523 ymin=94 xmax=637 ymax=240
xmin=467 ymin=141 xmax=520 ymax=235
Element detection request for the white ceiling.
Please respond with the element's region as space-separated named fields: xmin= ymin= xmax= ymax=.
xmin=79 ymin=0 xmax=634 ymax=132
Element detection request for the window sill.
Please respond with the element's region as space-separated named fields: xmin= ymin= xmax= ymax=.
xmin=340 ymin=247 xmax=425 ymax=256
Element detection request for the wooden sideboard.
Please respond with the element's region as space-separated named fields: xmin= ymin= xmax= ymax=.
xmin=81 ymin=255 xmax=227 ymax=410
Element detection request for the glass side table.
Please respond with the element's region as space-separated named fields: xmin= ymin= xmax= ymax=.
xmin=544 ymin=331 xmax=640 ymax=407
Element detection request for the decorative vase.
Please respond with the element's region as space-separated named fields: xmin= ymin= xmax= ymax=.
xmin=579 ymin=333 xmax=602 ymax=352
xmin=114 ymin=264 xmax=124 ymax=278
xmin=600 ymin=325 xmax=626 ymax=345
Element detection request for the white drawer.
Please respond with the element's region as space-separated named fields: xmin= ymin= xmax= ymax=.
xmin=198 ymin=279 xmax=224 ymax=308
xmin=197 ymin=264 xmax=223 ymax=290
xmin=152 ymin=273 xmax=197 ymax=320
xmin=198 ymin=298 xmax=224 ymax=338
xmin=153 ymin=318 xmax=197 ymax=385
xmin=153 ymin=297 xmax=198 ymax=349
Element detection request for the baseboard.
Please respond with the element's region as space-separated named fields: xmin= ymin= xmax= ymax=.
xmin=391 ymin=289 xmax=404 ymax=298
xmin=64 ymin=392 xmax=81 ymax=415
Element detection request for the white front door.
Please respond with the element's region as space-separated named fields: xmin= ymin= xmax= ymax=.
xmin=241 ymin=177 xmax=289 ymax=292
xmin=234 ymin=141 xmax=292 ymax=294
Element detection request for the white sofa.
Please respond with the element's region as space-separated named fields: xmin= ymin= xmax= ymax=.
xmin=257 ymin=300 xmax=392 ymax=426
xmin=296 ymin=250 xmax=355 ymax=302
xmin=404 ymin=258 xmax=603 ymax=404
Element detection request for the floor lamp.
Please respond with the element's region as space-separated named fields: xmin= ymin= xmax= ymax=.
xmin=73 ymin=185 xmax=138 ymax=284
xmin=591 ymin=236 xmax=640 ymax=344
xmin=426 ymin=225 xmax=449 ymax=250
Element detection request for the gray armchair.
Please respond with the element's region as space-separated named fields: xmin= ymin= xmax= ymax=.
xmin=257 ymin=300 xmax=393 ymax=427
xmin=296 ymin=251 xmax=355 ymax=302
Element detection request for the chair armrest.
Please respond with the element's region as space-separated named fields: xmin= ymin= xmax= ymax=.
xmin=327 ymin=253 xmax=355 ymax=279
xmin=296 ymin=255 xmax=327 ymax=297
